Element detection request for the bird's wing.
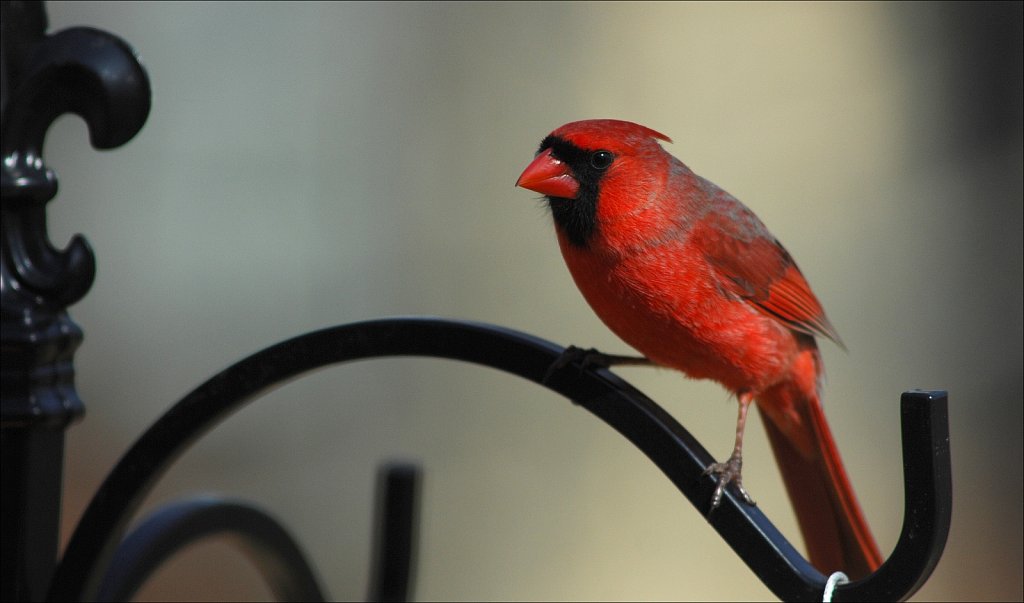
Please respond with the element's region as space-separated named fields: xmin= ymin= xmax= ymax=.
xmin=694 ymin=195 xmax=844 ymax=348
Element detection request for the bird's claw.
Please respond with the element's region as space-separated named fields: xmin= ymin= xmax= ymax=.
xmin=704 ymin=453 xmax=756 ymax=511
xmin=542 ymin=346 xmax=652 ymax=383
xmin=542 ymin=345 xmax=615 ymax=383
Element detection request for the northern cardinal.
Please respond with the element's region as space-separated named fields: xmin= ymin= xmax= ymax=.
xmin=516 ymin=119 xmax=882 ymax=579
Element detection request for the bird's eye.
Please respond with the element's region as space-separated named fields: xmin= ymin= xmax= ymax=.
xmin=590 ymin=150 xmax=614 ymax=170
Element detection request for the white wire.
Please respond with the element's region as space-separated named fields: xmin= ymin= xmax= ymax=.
xmin=822 ymin=571 xmax=850 ymax=602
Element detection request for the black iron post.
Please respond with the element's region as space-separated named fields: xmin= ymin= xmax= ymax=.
xmin=1 ymin=2 xmax=150 ymax=600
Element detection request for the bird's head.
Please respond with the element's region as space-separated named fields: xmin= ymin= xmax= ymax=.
xmin=516 ymin=119 xmax=672 ymax=248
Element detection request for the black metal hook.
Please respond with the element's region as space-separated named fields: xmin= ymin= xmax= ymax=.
xmin=48 ymin=317 xmax=951 ymax=601
xmin=834 ymin=390 xmax=951 ymax=601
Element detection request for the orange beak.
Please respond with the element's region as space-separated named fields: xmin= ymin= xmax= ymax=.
xmin=516 ymin=148 xmax=579 ymax=199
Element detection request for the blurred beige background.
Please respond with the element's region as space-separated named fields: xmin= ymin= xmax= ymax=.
xmin=43 ymin=1 xmax=1021 ymax=601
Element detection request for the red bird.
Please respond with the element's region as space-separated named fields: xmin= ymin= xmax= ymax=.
xmin=516 ymin=119 xmax=882 ymax=579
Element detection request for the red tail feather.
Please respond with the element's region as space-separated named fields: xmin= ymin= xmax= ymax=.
xmin=757 ymin=380 xmax=882 ymax=579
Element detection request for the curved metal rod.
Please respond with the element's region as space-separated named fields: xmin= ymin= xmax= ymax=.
xmin=49 ymin=317 xmax=951 ymax=601
xmin=95 ymin=496 xmax=326 ymax=602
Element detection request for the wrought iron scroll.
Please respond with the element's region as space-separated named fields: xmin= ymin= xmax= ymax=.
xmin=1 ymin=1 xmax=150 ymax=600
xmin=49 ymin=318 xmax=951 ymax=602
xmin=95 ymin=496 xmax=327 ymax=602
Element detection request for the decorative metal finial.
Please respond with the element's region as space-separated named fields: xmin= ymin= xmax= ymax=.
xmin=1 ymin=1 xmax=151 ymax=427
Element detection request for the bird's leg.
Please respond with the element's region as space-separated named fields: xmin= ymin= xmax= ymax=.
xmin=542 ymin=345 xmax=653 ymax=383
xmin=704 ymin=392 xmax=757 ymax=510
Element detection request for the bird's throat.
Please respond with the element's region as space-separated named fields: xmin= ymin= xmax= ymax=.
xmin=548 ymin=191 xmax=598 ymax=248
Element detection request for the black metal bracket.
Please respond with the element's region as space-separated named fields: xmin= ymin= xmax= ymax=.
xmin=47 ymin=318 xmax=951 ymax=602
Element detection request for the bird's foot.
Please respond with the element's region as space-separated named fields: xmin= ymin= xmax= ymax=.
xmin=703 ymin=453 xmax=756 ymax=511
xmin=542 ymin=345 xmax=650 ymax=383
